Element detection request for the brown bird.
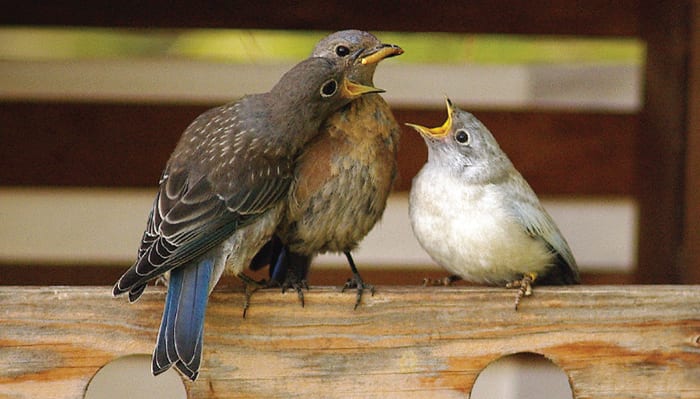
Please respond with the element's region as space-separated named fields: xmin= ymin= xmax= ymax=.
xmin=112 ymin=54 xmax=382 ymax=380
xmin=250 ymin=30 xmax=403 ymax=309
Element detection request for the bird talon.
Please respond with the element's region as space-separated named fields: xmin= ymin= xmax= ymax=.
xmin=278 ymin=270 xmax=308 ymax=308
xmin=343 ymin=275 xmax=374 ymax=310
xmin=507 ymin=273 xmax=537 ymax=311
xmin=242 ymin=284 xmax=258 ymax=319
xmin=238 ymin=273 xmax=267 ymax=318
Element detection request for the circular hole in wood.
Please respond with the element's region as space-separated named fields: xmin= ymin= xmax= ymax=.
xmin=84 ymin=354 xmax=186 ymax=399
xmin=471 ymin=352 xmax=574 ymax=399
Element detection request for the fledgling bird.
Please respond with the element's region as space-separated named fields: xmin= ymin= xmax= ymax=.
xmin=250 ymin=30 xmax=403 ymax=309
xmin=407 ymin=98 xmax=579 ymax=310
xmin=112 ymin=55 xmax=383 ymax=381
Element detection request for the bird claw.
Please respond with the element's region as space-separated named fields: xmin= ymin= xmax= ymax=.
xmin=278 ymin=270 xmax=309 ymax=308
xmin=422 ymin=275 xmax=461 ymax=287
xmin=342 ymin=273 xmax=375 ymax=310
xmin=506 ymin=273 xmax=537 ymax=311
xmin=238 ymin=273 xmax=267 ymax=318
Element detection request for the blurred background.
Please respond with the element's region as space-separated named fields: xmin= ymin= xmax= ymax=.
xmin=0 ymin=27 xmax=643 ymax=283
xmin=2 ymin=1 xmax=697 ymax=287
xmin=1 ymin=2 xmax=698 ymax=397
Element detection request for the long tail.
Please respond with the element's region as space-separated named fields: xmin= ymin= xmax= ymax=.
xmin=152 ymin=257 xmax=213 ymax=381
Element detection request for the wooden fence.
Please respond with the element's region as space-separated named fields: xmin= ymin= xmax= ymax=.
xmin=2 ymin=285 xmax=699 ymax=398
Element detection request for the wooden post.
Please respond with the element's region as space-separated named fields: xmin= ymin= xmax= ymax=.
xmin=682 ymin=0 xmax=700 ymax=283
xmin=636 ymin=0 xmax=692 ymax=283
xmin=1 ymin=285 xmax=699 ymax=398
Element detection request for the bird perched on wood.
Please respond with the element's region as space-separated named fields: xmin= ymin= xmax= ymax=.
xmin=112 ymin=55 xmax=383 ymax=381
xmin=406 ymin=98 xmax=579 ymax=310
xmin=249 ymin=30 xmax=403 ymax=310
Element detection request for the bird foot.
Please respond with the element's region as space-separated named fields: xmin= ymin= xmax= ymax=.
xmin=238 ymin=273 xmax=267 ymax=318
xmin=422 ymin=275 xmax=462 ymax=286
xmin=506 ymin=272 xmax=537 ymax=311
xmin=278 ymin=270 xmax=309 ymax=308
xmin=342 ymin=273 xmax=375 ymax=310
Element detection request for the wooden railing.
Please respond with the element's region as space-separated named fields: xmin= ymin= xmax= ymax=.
xmin=2 ymin=285 xmax=699 ymax=398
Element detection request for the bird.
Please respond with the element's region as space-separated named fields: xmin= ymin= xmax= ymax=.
xmin=112 ymin=54 xmax=384 ymax=381
xmin=249 ymin=30 xmax=404 ymax=310
xmin=406 ymin=98 xmax=579 ymax=310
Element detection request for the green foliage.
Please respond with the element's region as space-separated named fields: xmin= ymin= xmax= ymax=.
xmin=0 ymin=28 xmax=643 ymax=65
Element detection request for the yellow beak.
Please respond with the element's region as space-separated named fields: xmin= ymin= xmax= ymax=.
xmin=341 ymin=78 xmax=385 ymax=98
xmin=361 ymin=44 xmax=404 ymax=65
xmin=406 ymin=97 xmax=454 ymax=138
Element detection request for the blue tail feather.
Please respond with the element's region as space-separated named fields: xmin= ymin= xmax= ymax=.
xmin=152 ymin=257 xmax=213 ymax=381
xmin=268 ymin=245 xmax=289 ymax=283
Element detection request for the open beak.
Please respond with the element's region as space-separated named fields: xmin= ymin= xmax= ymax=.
xmin=406 ymin=97 xmax=455 ymax=138
xmin=341 ymin=77 xmax=385 ymax=98
xmin=360 ymin=44 xmax=404 ymax=65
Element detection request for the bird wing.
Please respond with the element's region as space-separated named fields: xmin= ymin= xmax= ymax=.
xmin=114 ymin=157 xmax=292 ymax=300
xmin=505 ymin=178 xmax=579 ymax=282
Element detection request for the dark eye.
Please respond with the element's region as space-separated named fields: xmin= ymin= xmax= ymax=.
xmin=320 ymin=79 xmax=338 ymax=97
xmin=455 ymin=129 xmax=470 ymax=144
xmin=335 ymin=45 xmax=350 ymax=57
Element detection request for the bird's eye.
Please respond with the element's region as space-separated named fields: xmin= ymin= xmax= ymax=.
xmin=455 ymin=129 xmax=470 ymax=144
xmin=320 ymin=79 xmax=338 ymax=97
xmin=335 ymin=45 xmax=350 ymax=57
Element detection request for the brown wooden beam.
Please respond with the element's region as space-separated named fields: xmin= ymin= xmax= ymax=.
xmin=636 ymin=1 xmax=691 ymax=283
xmin=2 ymin=285 xmax=698 ymax=397
xmin=397 ymin=109 xmax=637 ymax=196
xmin=682 ymin=0 xmax=700 ymax=283
xmin=1 ymin=1 xmax=640 ymax=36
xmin=1 ymin=102 xmax=637 ymax=196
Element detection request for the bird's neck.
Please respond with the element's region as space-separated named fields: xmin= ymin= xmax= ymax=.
xmin=281 ymin=98 xmax=327 ymax=146
xmin=244 ymin=93 xmax=322 ymax=154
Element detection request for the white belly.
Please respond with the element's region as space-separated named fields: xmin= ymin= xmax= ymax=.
xmin=409 ymin=168 xmax=553 ymax=285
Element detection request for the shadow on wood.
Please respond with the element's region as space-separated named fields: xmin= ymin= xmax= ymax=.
xmin=1 ymin=286 xmax=699 ymax=398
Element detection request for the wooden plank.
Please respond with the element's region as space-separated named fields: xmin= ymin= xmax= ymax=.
xmin=682 ymin=0 xmax=700 ymax=283
xmin=0 ymin=102 xmax=189 ymax=188
xmin=1 ymin=285 xmax=699 ymax=398
xmin=635 ymin=1 xmax=691 ymax=283
xmin=0 ymin=103 xmax=637 ymax=196
xmin=0 ymin=0 xmax=640 ymax=36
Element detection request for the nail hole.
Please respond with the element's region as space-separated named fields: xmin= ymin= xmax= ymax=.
xmin=471 ymin=352 xmax=574 ymax=399
xmin=84 ymin=354 xmax=187 ymax=399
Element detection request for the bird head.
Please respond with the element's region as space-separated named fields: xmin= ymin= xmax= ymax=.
xmin=311 ymin=30 xmax=403 ymax=85
xmin=406 ymin=97 xmax=512 ymax=180
xmin=273 ymin=55 xmax=384 ymax=103
xmin=267 ymin=56 xmax=384 ymax=144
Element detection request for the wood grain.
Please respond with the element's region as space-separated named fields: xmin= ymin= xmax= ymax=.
xmin=1 ymin=285 xmax=699 ymax=398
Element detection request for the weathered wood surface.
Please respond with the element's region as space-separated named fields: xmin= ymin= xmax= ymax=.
xmin=1 ymin=285 xmax=699 ymax=398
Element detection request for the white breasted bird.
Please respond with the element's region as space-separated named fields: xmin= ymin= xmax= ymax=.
xmin=407 ymin=98 xmax=579 ymax=309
